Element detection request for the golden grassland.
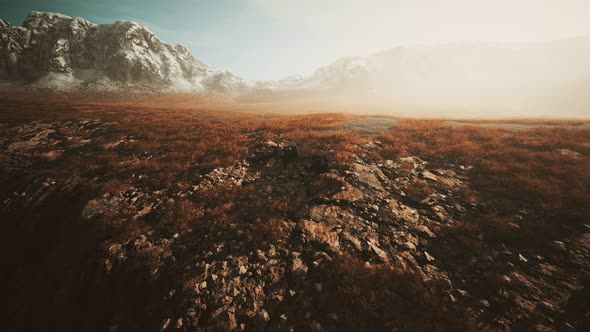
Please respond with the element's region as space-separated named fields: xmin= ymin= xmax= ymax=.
xmin=2 ymin=91 xmax=588 ymax=244
xmin=1 ymin=91 xmax=589 ymax=330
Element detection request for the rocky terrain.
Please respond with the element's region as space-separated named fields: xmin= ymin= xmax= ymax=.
xmin=0 ymin=12 xmax=247 ymax=92
xmin=1 ymin=92 xmax=590 ymax=331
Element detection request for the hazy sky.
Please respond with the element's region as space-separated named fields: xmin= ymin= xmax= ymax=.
xmin=2 ymin=0 xmax=590 ymax=80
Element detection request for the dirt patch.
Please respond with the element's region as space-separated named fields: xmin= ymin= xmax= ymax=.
xmin=342 ymin=116 xmax=399 ymax=136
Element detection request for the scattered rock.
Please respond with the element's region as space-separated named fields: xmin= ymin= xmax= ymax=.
xmin=558 ymin=149 xmax=582 ymax=159
xmin=3 ymin=116 xmax=587 ymax=332
xmin=422 ymin=170 xmax=439 ymax=181
xmin=291 ymin=257 xmax=308 ymax=280
xmin=264 ymin=140 xmax=278 ymax=148
xmin=159 ymin=319 xmax=171 ymax=332
xmin=260 ymin=309 xmax=270 ymax=322
xmin=550 ymin=240 xmax=567 ymax=251
xmin=239 ymin=265 xmax=247 ymax=274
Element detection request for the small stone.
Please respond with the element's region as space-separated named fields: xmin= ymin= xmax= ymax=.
xmin=239 ymin=266 xmax=247 ymax=274
xmin=414 ymin=225 xmax=436 ymax=238
xmin=368 ymin=240 xmax=389 ymax=261
xmin=291 ymin=257 xmax=308 ymax=279
xmin=536 ymin=301 xmax=555 ymax=313
xmin=264 ymin=140 xmax=278 ymax=148
xmin=558 ymin=149 xmax=582 ymax=159
xmin=550 ymin=240 xmax=566 ymax=251
xmin=456 ymin=289 xmax=469 ymax=297
xmin=160 ymin=318 xmax=171 ymax=332
xmin=403 ymin=241 xmax=416 ymax=251
xmin=422 ymin=170 xmax=439 ymax=181
xmin=260 ymin=309 xmax=270 ymax=322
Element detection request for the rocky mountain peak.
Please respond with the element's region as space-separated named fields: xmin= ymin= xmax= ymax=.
xmin=22 ymin=11 xmax=72 ymax=32
xmin=0 ymin=11 xmax=249 ymax=93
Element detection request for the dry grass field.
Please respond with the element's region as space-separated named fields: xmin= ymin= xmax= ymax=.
xmin=1 ymin=91 xmax=589 ymax=331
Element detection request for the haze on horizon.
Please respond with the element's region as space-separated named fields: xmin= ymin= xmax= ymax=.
xmin=2 ymin=0 xmax=590 ymax=80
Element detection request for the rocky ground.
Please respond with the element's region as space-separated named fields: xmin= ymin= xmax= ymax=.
xmin=1 ymin=93 xmax=589 ymax=332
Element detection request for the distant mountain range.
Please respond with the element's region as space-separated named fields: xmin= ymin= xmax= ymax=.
xmin=256 ymin=37 xmax=590 ymax=115
xmin=2 ymin=12 xmax=590 ymax=115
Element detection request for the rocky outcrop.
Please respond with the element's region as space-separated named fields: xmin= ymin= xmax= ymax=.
xmin=2 ymin=115 xmax=589 ymax=331
xmin=0 ymin=19 xmax=30 ymax=80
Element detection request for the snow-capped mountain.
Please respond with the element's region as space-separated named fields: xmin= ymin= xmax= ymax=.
xmin=0 ymin=11 xmax=248 ymax=92
xmin=3 ymin=11 xmax=590 ymax=113
xmin=259 ymin=37 xmax=590 ymax=114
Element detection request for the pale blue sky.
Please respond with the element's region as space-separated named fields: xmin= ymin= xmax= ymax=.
xmin=2 ymin=0 xmax=590 ymax=80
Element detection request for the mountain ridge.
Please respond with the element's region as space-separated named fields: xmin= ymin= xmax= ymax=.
xmin=0 ymin=11 xmax=248 ymax=93
xmin=2 ymin=10 xmax=590 ymax=116
xmin=254 ymin=36 xmax=590 ymax=116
